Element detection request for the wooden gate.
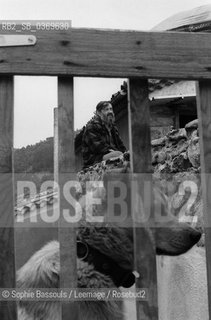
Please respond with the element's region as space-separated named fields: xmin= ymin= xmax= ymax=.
xmin=0 ymin=25 xmax=211 ymax=320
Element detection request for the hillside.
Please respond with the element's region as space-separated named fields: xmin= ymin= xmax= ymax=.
xmin=14 ymin=137 xmax=54 ymax=173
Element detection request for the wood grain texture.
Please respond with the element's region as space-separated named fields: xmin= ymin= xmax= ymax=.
xmin=196 ymin=80 xmax=211 ymax=320
xmin=128 ymin=79 xmax=158 ymax=320
xmin=58 ymin=77 xmax=78 ymax=319
xmin=54 ymin=107 xmax=59 ymax=184
xmin=129 ymin=79 xmax=152 ymax=173
xmin=0 ymin=76 xmax=17 ymax=319
xmin=1 ymin=28 xmax=211 ymax=79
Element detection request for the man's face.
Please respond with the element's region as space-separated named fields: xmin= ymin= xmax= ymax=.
xmin=100 ymin=103 xmax=115 ymax=125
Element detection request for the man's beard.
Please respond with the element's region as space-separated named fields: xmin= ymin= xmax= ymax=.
xmin=102 ymin=113 xmax=115 ymax=126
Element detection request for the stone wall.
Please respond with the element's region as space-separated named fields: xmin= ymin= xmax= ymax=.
xmin=151 ymin=119 xmax=207 ymax=320
xmin=152 ymin=119 xmax=204 ymax=245
xmin=152 ymin=119 xmax=200 ymax=173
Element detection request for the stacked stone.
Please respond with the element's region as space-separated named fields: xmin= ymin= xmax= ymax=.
xmin=152 ymin=119 xmax=200 ymax=173
xmin=152 ymin=119 xmax=204 ymax=246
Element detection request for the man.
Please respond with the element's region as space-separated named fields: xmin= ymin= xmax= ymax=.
xmin=82 ymin=101 xmax=127 ymax=168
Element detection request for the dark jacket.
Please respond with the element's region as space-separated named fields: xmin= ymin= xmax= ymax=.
xmin=82 ymin=115 xmax=126 ymax=168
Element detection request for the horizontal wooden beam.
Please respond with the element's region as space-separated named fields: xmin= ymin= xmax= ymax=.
xmin=0 ymin=28 xmax=211 ymax=79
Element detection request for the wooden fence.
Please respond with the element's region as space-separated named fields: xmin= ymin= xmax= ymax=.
xmin=0 ymin=26 xmax=210 ymax=320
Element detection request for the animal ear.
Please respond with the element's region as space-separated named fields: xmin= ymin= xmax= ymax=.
xmin=17 ymin=241 xmax=60 ymax=289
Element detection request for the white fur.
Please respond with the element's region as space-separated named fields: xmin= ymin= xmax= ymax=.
xmin=17 ymin=241 xmax=123 ymax=320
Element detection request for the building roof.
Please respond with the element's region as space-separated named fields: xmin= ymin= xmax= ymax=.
xmin=150 ymin=5 xmax=211 ymax=95
xmin=152 ymin=4 xmax=211 ymax=31
xmin=150 ymin=80 xmax=196 ymax=100
xmin=110 ymin=80 xmax=196 ymax=117
xmin=111 ymin=4 xmax=211 ymax=105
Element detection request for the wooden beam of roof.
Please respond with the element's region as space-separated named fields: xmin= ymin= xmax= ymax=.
xmin=1 ymin=27 xmax=211 ymax=79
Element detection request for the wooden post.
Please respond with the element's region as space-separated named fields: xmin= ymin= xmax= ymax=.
xmin=128 ymin=79 xmax=158 ymax=320
xmin=54 ymin=107 xmax=59 ymax=184
xmin=58 ymin=77 xmax=78 ymax=319
xmin=196 ymin=80 xmax=211 ymax=319
xmin=0 ymin=76 xmax=17 ymax=319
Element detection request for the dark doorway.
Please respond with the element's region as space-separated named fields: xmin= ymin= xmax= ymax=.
xmin=179 ymin=114 xmax=197 ymax=128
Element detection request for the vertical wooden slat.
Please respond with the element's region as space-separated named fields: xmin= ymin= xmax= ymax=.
xmin=54 ymin=107 xmax=59 ymax=184
xmin=196 ymin=80 xmax=211 ymax=319
xmin=0 ymin=76 xmax=17 ymax=319
xmin=128 ymin=79 xmax=158 ymax=320
xmin=58 ymin=77 xmax=78 ymax=319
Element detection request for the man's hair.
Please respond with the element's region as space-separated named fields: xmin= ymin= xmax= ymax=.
xmin=96 ymin=101 xmax=112 ymax=112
